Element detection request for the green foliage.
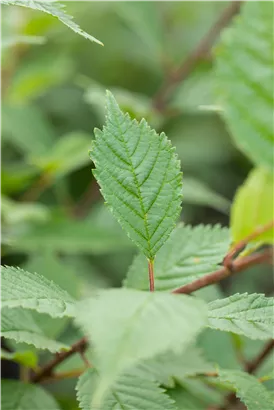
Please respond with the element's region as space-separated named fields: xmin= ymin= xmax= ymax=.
xmin=125 ymin=224 xmax=230 ymax=291
xmin=1 ymin=0 xmax=103 ymax=45
xmin=76 ymin=368 xmax=176 ymax=410
xmin=1 ymin=266 xmax=76 ymax=318
xmin=215 ymin=2 xmax=274 ymax=170
xmin=218 ymin=370 xmax=274 ymax=410
xmin=208 ymin=293 xmax=274 ymax=340
xmin=1 ymin=349 xmax=38 ymax=369
xmin=231 ymin=167 xmax=274 ymax=244
xmin=90 ymin=92 xmax=183 ymax=260
xmin=1 ymin=380 xmax=62 ymax=410
xmin=75 ymin=288 xmax=207 ymax=406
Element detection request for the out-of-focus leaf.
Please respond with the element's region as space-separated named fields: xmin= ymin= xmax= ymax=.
xmin=1 ymin=196 xmax=50 ymax=224
xmin=2 ymin=104 xmax=56 ymax=156
xmin=183 ymin=177 xmax=230 ymax=213
xmin=1 ymin=165 xmax=38 ymax=195
xmin=1 ymin=380 xmax=62 ymax=410
xmin=1 ymin=0 xmax=103 ymax=45
xmin=231 ymin=167 xmax=274 ymax=244
xmin=215 ymin=2 xmax=273 ymax=170
xmin=1 ymin=349 xmax=38 ymax=369
xmin=1 ymin=307 xmax=69 ymax=352
xmin=1 ymin=35 xmax=46 ymax=48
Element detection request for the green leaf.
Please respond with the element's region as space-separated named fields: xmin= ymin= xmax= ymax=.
xmin=1 ymin=196 xmax=50 ymax=225
xmin=1 ymin=35 xmax=46 ymax=48
xmin=218 ymin=370 xmax=274 ymax=410
xmin=215 ymin=2 xmax=274 ymax=170
xmin=90 ymin=91 xmax=182 ymax=260
xmin=137 ymin=347 xmax=215 ymax=388
xmin=75 ymin=288 xmax=207 ymax=407
xmin=1 ymin=266 xmax=76 ymax=318
xmin=76 ymin=368 xmax=176 ymax=410
xmin=231 ymin=167 xmax=274 ymax=244
xmin=125 ymin=224 xmax=230 ymax=291
xmin=1 ymin=349 xmax=38 ymax=369
xmin=1 ymin=0 xmax=103 ymax=45
xmin=1 ymin=307 xmax=69 ymax=352
xmin=1 ymin=380 xmax=62 ymax=410
xmin=208 ymin=293 xmax=274 ymax=340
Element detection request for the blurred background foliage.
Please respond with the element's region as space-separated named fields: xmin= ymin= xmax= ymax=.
xmin=1 ymin=1 xmax=273 ymax=408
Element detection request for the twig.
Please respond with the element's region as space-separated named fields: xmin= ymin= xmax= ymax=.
xmin=245 ymin=339 xmax=274 ymax=374
xmin=40 ymin=368 xmax=86 ymax=384
xmin=148 ymin=259 xmax=155 ymax=292
xmin=31 ymin=337 xmax=88 ymax=383
xmin=153 ymin=1 xmax=242 ymax=111
xmin=172 ymin=248 xmax=273 ymax=295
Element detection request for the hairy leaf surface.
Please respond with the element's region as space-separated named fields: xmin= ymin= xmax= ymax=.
xmin=1 ymin=0 xmax=103 ymax=45
xmin=125 ymin=224 xmax=230 ymax=291
xmin=208 ymin=293 xmax=274 ymax=339
xmin=90 ymin=91 xmax=182 ymax=259
xmin=1 ymin=266 xmax=76 ymax=318
xmin=75 ymin=288 xmax=207 ymax=406
xmin=76 ymin=368 xmax=176 ymax=410
xmin=219 ymin=370 xmax=274 ymax=410
xmin=1 ymin=380 xmax=62 ymax=410
xmin=1 ymin=307 xmax=69 ymax=352
xmin=215 ymin=2 xmax=274 ymax=170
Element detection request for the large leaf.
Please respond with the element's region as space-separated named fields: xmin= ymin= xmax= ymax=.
xmin=1 ymin=0 xmax=103 ymax=45
xmin=75 ymin=288 xmax=207 ymax=407
xmin=208 ymin=293 xmax=274 ymax=340
xmin=125 ymin=224 xmax=230 ymax=291
xmin=215 ymin=2 xmax=274 ymax=170
xmin=1 ymin=307 xmax=68 ymax=352
xmin=1 ymin=380 xmax=62 ymax=410
xmin=231 ymin=167 xmax=274 ymax=244
xmin=218 ymin=370 xmax=274 ymax=410
xmin=76 ymin=368 xmax=176 ymax=410
xmin=90 ymin=91 xmax=182 ymax=260
xmin=1 ymin=266 xmax=76 ymax=318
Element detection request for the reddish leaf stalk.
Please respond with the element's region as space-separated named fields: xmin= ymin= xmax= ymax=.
xmin=148 ymin=259 xmax=155 ymax=292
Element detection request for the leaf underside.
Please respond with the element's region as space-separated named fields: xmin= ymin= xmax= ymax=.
xmin=90 ymin=91 xmax=183 ymax=260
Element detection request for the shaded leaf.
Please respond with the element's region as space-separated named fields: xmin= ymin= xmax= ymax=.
xmin=125 ymin=224 xmax=230 ymax=291
xmin=90 ymin=91 xmax=182 ymax=260
xmin=208 ymin=293 xmax=274 ymax=340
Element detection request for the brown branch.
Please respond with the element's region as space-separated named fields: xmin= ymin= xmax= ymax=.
xmin=31 ymin=337 xmax=88 ymax=383
xmin=40 ymin=368 xmax=86 ymax=384
xmin=153 ymin=1 xmax=242 ymax=112
xmin=245 ymin=339 xmax=274 ymax=374
xmin=172 ymin=248 xmax=273 ymax=295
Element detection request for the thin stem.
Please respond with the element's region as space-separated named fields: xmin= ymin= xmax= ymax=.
xmin=148 ymin=259 xmax=155 ymax=292
xmin=245 ymin=339 xmax=274 ymax=374
xmin=153 ymin=1 xmax=242 ymax=111
xmin=172 ymin=248 xmax=273 ymax=295
xmin=40 ymin=368 xmax=86 ymax=384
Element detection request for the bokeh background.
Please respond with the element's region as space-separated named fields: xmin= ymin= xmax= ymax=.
xmin=1 ymin=2 xmax=273 ymax=408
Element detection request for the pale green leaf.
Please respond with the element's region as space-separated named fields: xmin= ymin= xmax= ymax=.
xmin=1 ymin=349 xmax=38 ymax=369
xmin=1 ymin=380 xmax=62 ymax=410
xmin=1 ymin=266 xmax=76 ymax=318
xmin=137 ymin=347 xmax=215 ymax=388
xmin=125 ymin=224 xmax=230 ymax=291
xmin=90 ymin=91 xmax=183 ymax=260
xmin=218 ymin=370 xmax=274 ymax=410
xmin=1 ymin=196 xmax=50 ymax=225
xmin=215 ymin=2 xmax=274 ymax=170
xmin=1 ymin=307 xmax=69 ymax=352
xmin=1 ymin=35 xmax=46 ymax=48
xmin=1 ymin=0 xmax=103 ymax=45
xmin=76 ymin=368 xmax=176 ymax=410
xmin=75 ymin=288 xmax=207 ymax=407
xmin=208 ymin=293 xmax=274 ymax=340
xmin=231 ymin=167 xmax=274 ymax=244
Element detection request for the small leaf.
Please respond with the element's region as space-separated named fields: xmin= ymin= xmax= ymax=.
xmin=231 ymin=167 xmax=274 ymax=244
xmin=90 ymin=91 xmax=182 ymax=260
xmin=1 ymin=307 xmax=68 ymax=352
xmin=218 ymin=369 xmax=274 ymax=410
xmin=125 ymin=224 xmax=230 ymax=291
xmin=215 ymin=2 xmax=274 ymax=170
xmin=1 ymin=380 xmax=62 ymax=410
xmin=208 ymin=293 xmax=274 ymax=340
xmin=1 ymin=349 xmax=38 ymax=369
xmin=1 ymin=266 xmax=76 ymax=318
xmin=76 ymin=368 xmax=176 ymax=410
xmin=1 ymin=0 xmax=103 ymax=45
xmin=75 ymin=288 xmax=207 ymax=407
